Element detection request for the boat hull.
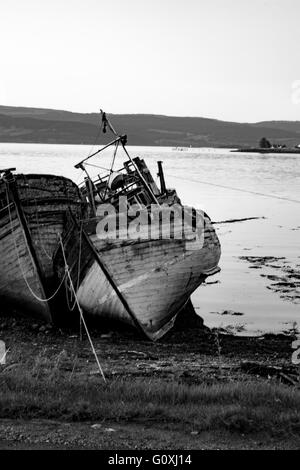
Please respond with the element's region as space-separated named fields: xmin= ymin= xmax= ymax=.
xmin=57 ymin=208 xmax=221 ymax=340
xmin=15 ymin=174 xmax=84 ymax=286
xmin=0 ymin=189 xmax=51 ymax=320
xmin=0 ymin=173 xmax=84 ymax=321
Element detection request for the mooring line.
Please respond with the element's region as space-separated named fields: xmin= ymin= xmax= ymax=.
xmin=168 ymin=173 xmax=300 ymax=204
xmin=59 ymin=235 xmax=106 ymax=383
xmin=5 ymin=186 xmax=67 ymax=303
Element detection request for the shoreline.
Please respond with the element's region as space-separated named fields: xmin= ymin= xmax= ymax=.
xmin=0 ymin=312 xmax=299 ymax=449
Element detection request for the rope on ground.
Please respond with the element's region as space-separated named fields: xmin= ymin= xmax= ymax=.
xmin=58 ymin=234 xmax=106 ymax=383
xmin=77 ymin=222 xmax=83 ymax=341
xmin=5 ymin=187 xmax=67 ymax=303
xmin=167 ymin=173 xmax=300 ymax=204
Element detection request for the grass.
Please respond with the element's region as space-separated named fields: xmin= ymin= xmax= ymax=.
xmin=0 ymin=351 xmax=300 ymax=437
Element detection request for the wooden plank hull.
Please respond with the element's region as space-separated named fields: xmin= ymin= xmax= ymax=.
xmin=0 ymin=190 xmax=51 ymax=320
xmin=16 ymin=174 xmax=84 ymax=286
xmin=58 ymin=208 xmax=221 ymax=340
xmin=0 ymin=174 xmax=84 ymax=321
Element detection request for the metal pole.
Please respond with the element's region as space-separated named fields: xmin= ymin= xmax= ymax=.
xmin=157 ymin=161 xmax=167 ymax=194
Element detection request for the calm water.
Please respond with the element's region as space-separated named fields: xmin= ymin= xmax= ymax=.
xmin=1 ymin=143 xmax=299 ymax=335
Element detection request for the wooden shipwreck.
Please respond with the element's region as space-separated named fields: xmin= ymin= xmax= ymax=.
xmin=0 ymin=169 xmax=84 ymax=321
xmin=54 ymin=113 xmax=221 ymax=340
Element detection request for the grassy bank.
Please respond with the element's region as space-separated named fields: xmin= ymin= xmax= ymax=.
xmin=0 ymin=314 xmax=299 ymax=448
xmin=1 ymin=363 xmax=300 ymax=437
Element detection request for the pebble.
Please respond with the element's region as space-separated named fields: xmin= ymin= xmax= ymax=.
xmin=91 ymin=424 xmax=102 ymax=429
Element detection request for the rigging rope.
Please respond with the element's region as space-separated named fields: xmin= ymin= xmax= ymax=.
xmin=85 ymin=118 xmax=103 ymax=161
xmin=5 ymin=184 xmax=104 ymax=380
xmin=84 ymin=162 xmax=111 ymax=171
xmin=167 ymin=173 xmax=300 ymax=204
xmin=0 ymin=202 xmax=13 ymax=213
xmin=103 ymin=141 xmax=120 ymax=200
xmin=59 ymin=235 xmax=106 ymax=382
xmin=65 ymin=220 xmax=84 ymax=313
xmin=5 ymin=187 xmax=67 ymax=303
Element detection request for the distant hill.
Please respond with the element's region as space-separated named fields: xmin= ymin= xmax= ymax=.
xmin=0 ymin=105 xmax=300 ymax=148
xmin=253 ymin=121 xmax=300 ymax=135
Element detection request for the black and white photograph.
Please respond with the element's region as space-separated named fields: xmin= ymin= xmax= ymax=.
xmin=0 ymin=0 xmax=299 ymax=455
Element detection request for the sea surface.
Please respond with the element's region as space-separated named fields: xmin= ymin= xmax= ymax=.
xmin=1 ymin=142 xmax=299 ymax=335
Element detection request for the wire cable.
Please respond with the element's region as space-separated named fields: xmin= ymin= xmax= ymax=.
xmin=167 ymin=173 xmax=300 ymax=204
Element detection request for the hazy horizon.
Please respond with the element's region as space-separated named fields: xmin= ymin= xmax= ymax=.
xmin=1 ymin=0 xmax=300 ymax=122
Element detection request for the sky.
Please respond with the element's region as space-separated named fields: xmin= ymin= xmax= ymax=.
xmin=0 ymin=0 xmax=300 ymax=122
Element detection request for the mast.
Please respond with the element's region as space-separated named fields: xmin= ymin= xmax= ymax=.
xmin=74 ymin=111 xmax=160 ymax=206
xmin=157 ymin=161 xmax=167 ymax=195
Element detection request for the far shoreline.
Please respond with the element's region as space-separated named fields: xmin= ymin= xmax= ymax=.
xmin=0 ymin=140 xmax=236 ymax=149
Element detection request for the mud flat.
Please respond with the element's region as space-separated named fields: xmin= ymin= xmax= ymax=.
xmin=0 ymin=311 xmax=300 ymax=450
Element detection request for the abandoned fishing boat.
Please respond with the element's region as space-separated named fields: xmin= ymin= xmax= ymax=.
xmin=55 ymin=112 xmax=221 ymax=340
xmin=0 ymin=169 xmax=84 ymax=321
